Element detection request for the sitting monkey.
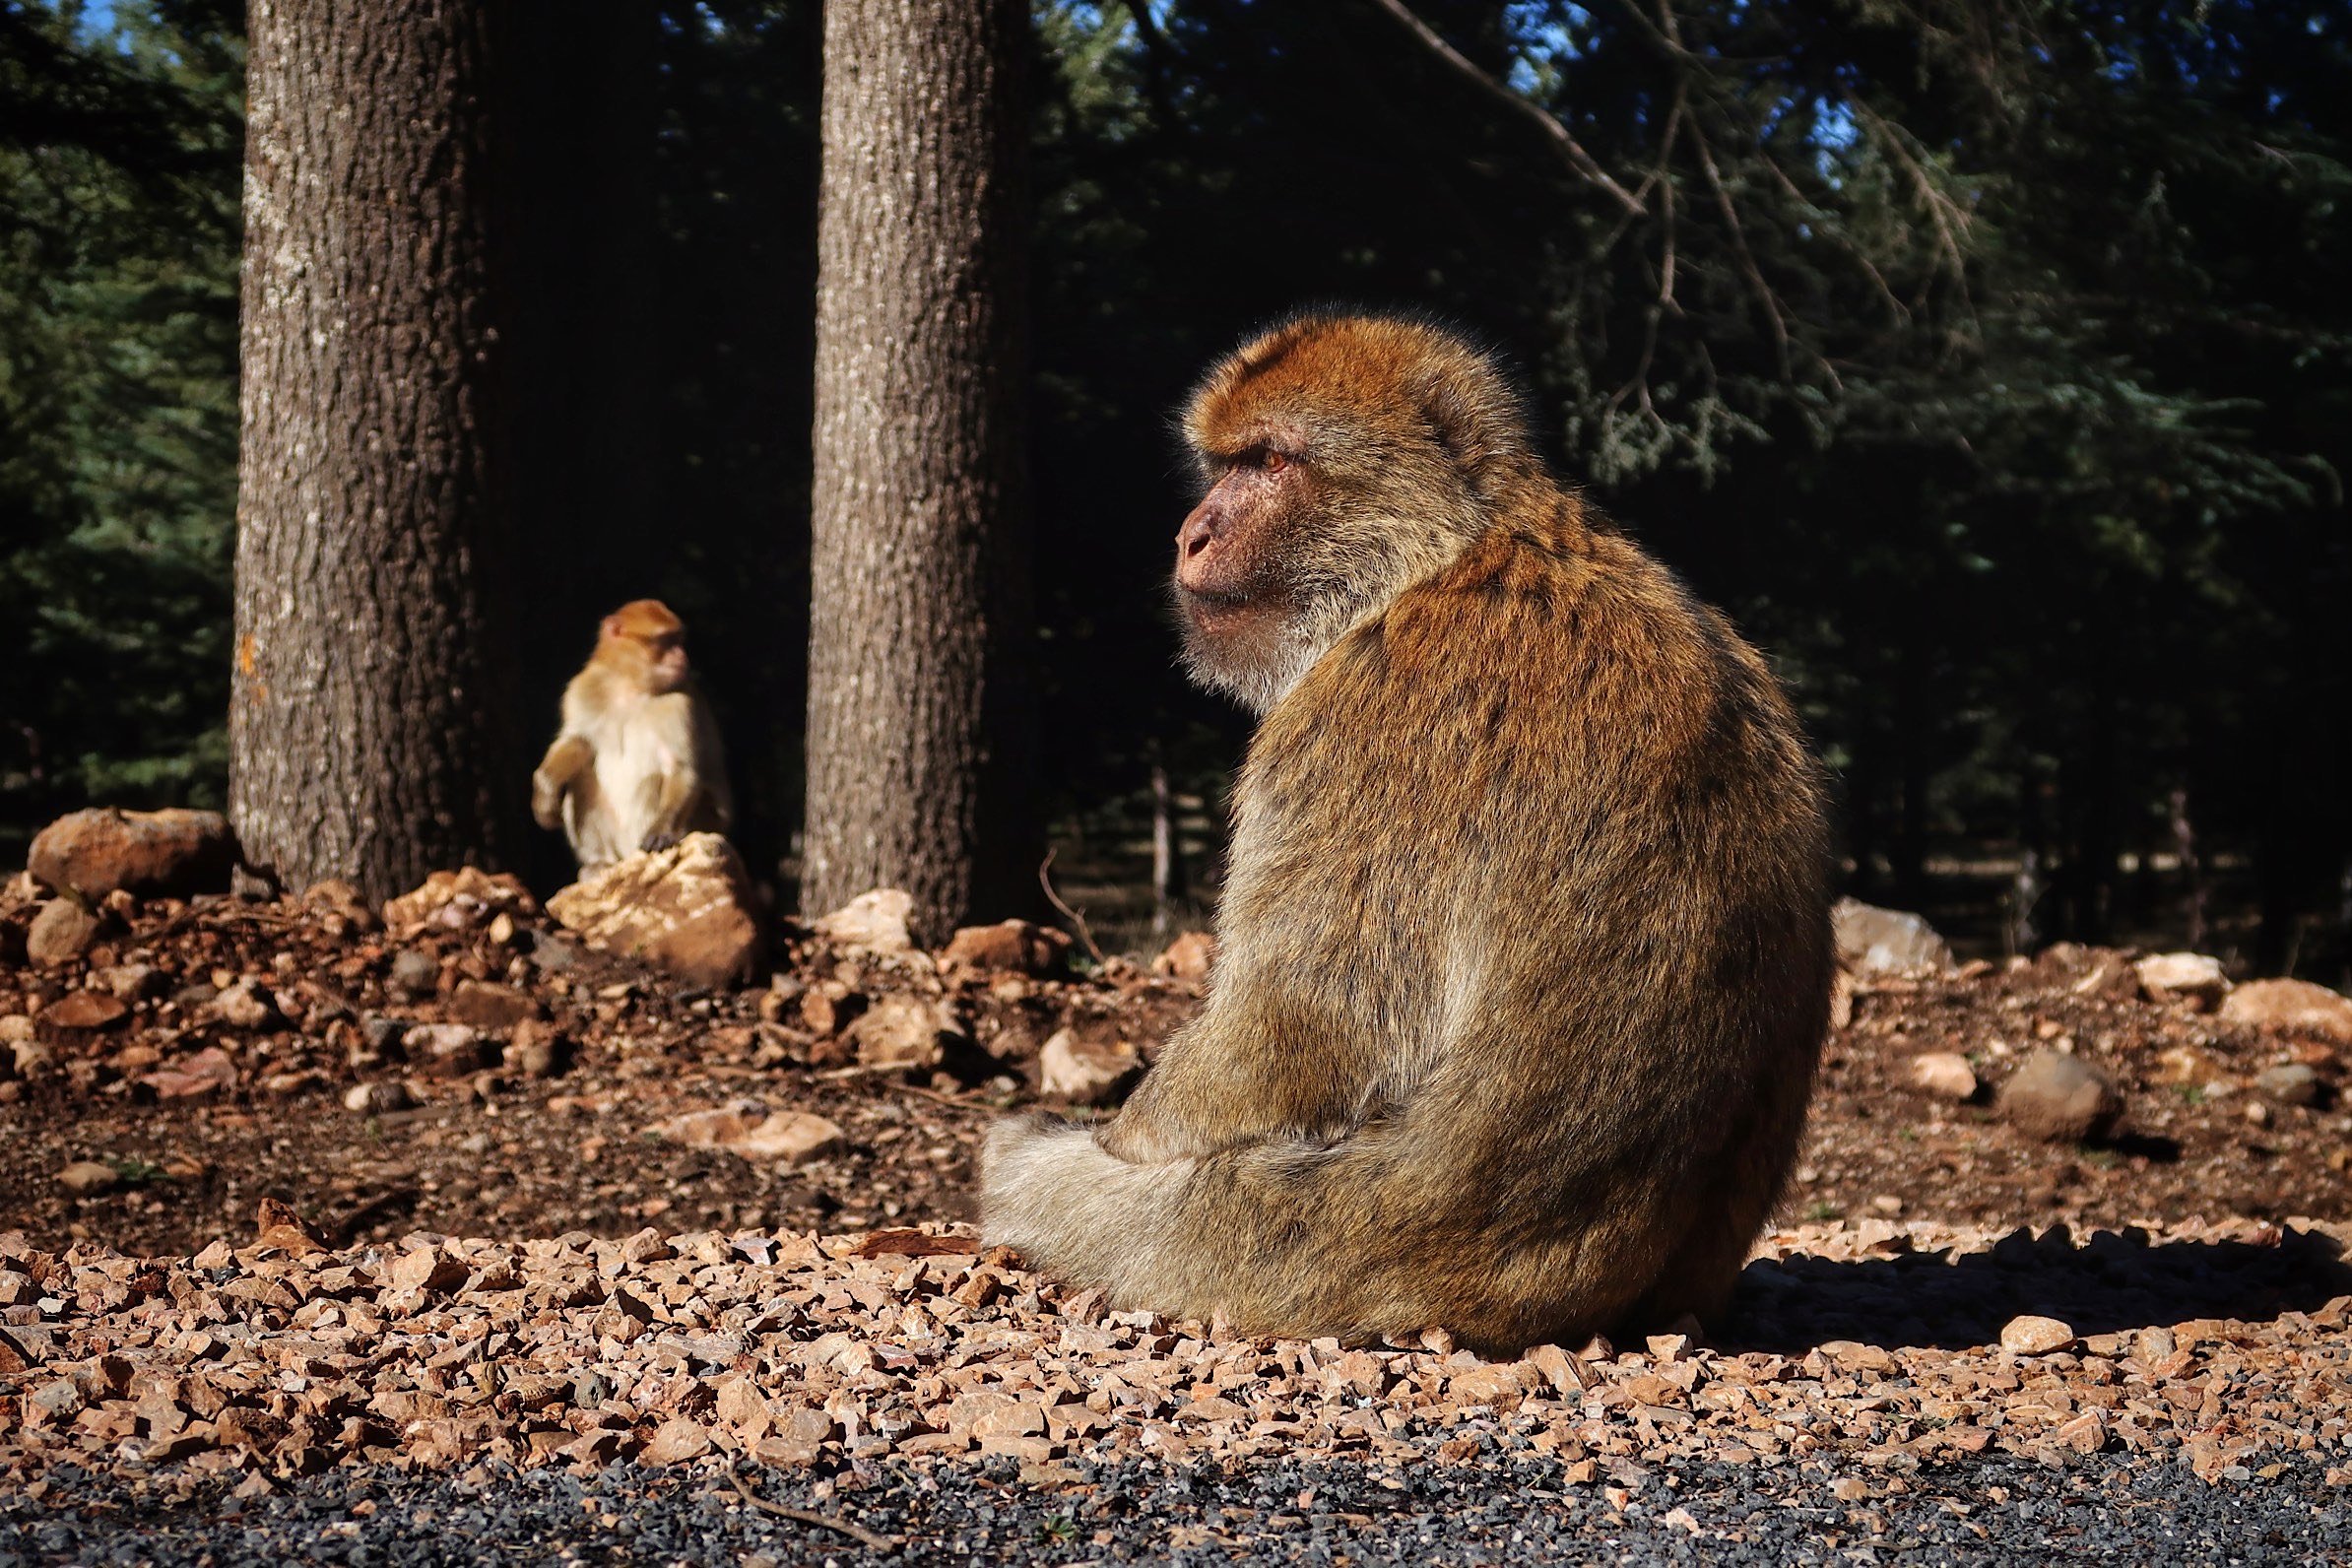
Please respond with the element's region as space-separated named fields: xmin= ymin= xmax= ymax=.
xmin=532 ymin=599 xmax=733 ymax=871
xmin=982 ymin=314 xmax=1832 ymax=1352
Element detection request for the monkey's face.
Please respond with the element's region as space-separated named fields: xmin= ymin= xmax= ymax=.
xmin=643 ymin=636 xmax=689 ymax=693
xmin=1173 ymin=446 xmax=1315 ymax=704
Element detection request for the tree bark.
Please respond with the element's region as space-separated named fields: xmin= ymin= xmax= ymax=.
xmin=231 ymin=0 xmax=518 ymax=902
xmin=802 ymin=0 xmax=1036 ymax=943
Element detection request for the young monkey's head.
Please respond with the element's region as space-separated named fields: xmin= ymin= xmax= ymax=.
xmin=1173 ymin=313 xmax=1540 ymax=711
xmin=598 ymin=598 xmax=690 ymax=694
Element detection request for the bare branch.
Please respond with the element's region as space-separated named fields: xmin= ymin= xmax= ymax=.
xmin=1364 ymin=0 xmax=1646 ymax=218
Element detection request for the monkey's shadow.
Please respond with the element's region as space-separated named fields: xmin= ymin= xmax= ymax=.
xmin=1719 ymin=1222 xmax=2349 ymax=1354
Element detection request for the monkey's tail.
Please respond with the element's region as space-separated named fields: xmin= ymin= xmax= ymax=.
xmin=980 ymin=1113 xmax=1586 ymax=1346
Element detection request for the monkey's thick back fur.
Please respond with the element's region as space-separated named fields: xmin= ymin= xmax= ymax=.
xmin=983 ymin=314 xmax=1832 ymax=1353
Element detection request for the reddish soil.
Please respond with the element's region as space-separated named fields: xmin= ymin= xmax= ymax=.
xmin=1 ymin=882 xmax=2346 ymax=1259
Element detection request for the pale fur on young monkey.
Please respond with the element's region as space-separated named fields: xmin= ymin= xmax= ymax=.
xmin=532 ymin=599 xmax=732 ymax=871
xmin=981 ymin=313 xmax=1833 ymax=1354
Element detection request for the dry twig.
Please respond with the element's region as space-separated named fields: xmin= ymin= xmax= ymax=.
xmin=730 ymin=1465 xmax=897 ymax=1552
xmin=1366 ymin=0 xmax=1646 ymax=217
xmin=1037 ymin=848 xmax=1108 ymax=967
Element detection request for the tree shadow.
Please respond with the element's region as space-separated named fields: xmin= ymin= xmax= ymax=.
xmin=1721 ymin=1222 xmax=2351 ymax=1355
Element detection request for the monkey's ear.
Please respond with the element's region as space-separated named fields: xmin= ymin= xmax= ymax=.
xmin=599 ymin=614 xmax=622 ymax=641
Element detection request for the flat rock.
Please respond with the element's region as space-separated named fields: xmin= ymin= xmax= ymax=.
xmin=1995 ymin=1049 xmax=2123 ymax=1143
xmin=2134 ymin=951 xmax=2231 ymax=1011
xmin=38 ymin=992 xmax=128 ymax=1031
xmin=640 ymin=1416 xmax=713 ymax=1465
xmin=734 ymin=1111 xmax=845 ymax=1164
xmin=547 ymin=834 xmax=761 ymax=989
xmin=2221 ymin=978 xmax=2352 ymax=1044
xmin=140 ymin=1045 xmax=237 ymax=1100
xmin=812 ymin=888 xmax=914 ymax=954
xmin=25 ymin=900 xmax=101 ymax=966
xmin=650 ymin=1100 xmax=843 ymax=1165
xmin=1832 ymin=898 xmax=1952 ymax=974
xmin=1908 ymin=1051 xmax=1979 ymax=1101
xmin=28 ymin=808 xmax=237 ymax=901
xmin=57 ymin=1161 xmax=119 ymax=1196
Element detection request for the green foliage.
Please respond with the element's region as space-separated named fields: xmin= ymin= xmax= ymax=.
xmin=0 ymin=0 xmax=242 ymax=844
xmin=2 ymin=0 xmax=2344 ymax=970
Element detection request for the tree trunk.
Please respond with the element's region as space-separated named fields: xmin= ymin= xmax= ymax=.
xmin=802 ymin=0 xmax=1035 ymax=943
xmin=231 ymin=0 xmax=517 ymax=903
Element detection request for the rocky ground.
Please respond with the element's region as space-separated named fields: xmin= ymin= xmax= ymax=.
xmin=6 ymin=827 xmax=2352 ymax=1561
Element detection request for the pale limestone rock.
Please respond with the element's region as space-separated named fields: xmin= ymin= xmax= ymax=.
xmin=811 ymin=887 xmax=914 ymax=954
xmin=1038 ymin=1026 xmax=1142 ymax=1105
xmin=2221 ymin=979 xmax=2352 ymax=1044
xmin=2134 ymin=951 xmax=2230 ymax=1011
xmin=1999 ymin=1314 xmax=2076 ymax=1354
xmin=1832 ymin=898 xmax=1952 ymax=974
xmin=547 ymin=833 xmax=761 ymax=988
xmin=1909 ymin=1051 xmax=1980 ymax=1102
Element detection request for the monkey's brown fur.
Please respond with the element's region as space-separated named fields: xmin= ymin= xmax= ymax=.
xmin=532 ymin=599 xmax=732 ymax=871
xmin=982 ymin=315 xmax=1831 ymax=1353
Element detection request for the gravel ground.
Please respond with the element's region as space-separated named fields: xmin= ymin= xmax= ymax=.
xmin=5 ymin=1449 xmax=2345 ymax=1565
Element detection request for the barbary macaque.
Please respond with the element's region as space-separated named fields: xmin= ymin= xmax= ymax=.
xmin=982 ymin=314 xmax=1832 ymax=1352
xmin=532 ymin=599 xmax=733 ymax=871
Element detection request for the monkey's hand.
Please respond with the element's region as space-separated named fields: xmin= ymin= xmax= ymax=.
xmin=530 ymin=771 xmax=568 ymax=830
xmin=640 ymin=828 xmax=684 ymax=855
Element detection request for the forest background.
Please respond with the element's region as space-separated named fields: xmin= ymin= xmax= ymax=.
xmin=2 ymin=0 xmax=2346 ymax=973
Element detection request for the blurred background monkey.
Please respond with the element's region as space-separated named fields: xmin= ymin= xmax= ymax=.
xmin=532 ymin=599 xmax=733 ymax=872
xmin=983 ymin=314 xmax=1832 ymax=1353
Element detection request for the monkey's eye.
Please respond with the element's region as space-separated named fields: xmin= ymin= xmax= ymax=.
xmin=1262 ymin=449 xmax=1289 ymax=474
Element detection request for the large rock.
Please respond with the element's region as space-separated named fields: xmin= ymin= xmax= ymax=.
xmin=547 ymin=833 xmax=761 ymax=988
xmin=2220 ymin=978 xmax=2352 ymax=1045
xmin=28 ymin=809 xmax=237 ymax=902
xmin=1995 ymin=1049 xmax=2123 ymax=1143
xmin=2134 ymin=951 xmax=2231 ymax=1012
xmin=1831 ymin=899 xmax=1951 ymax=974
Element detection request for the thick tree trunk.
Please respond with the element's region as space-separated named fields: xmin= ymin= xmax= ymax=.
xmin=802 ymin=0 xmax=1035 ymax=943
xmin=231 ymin=0 xmax=517 ymax=903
